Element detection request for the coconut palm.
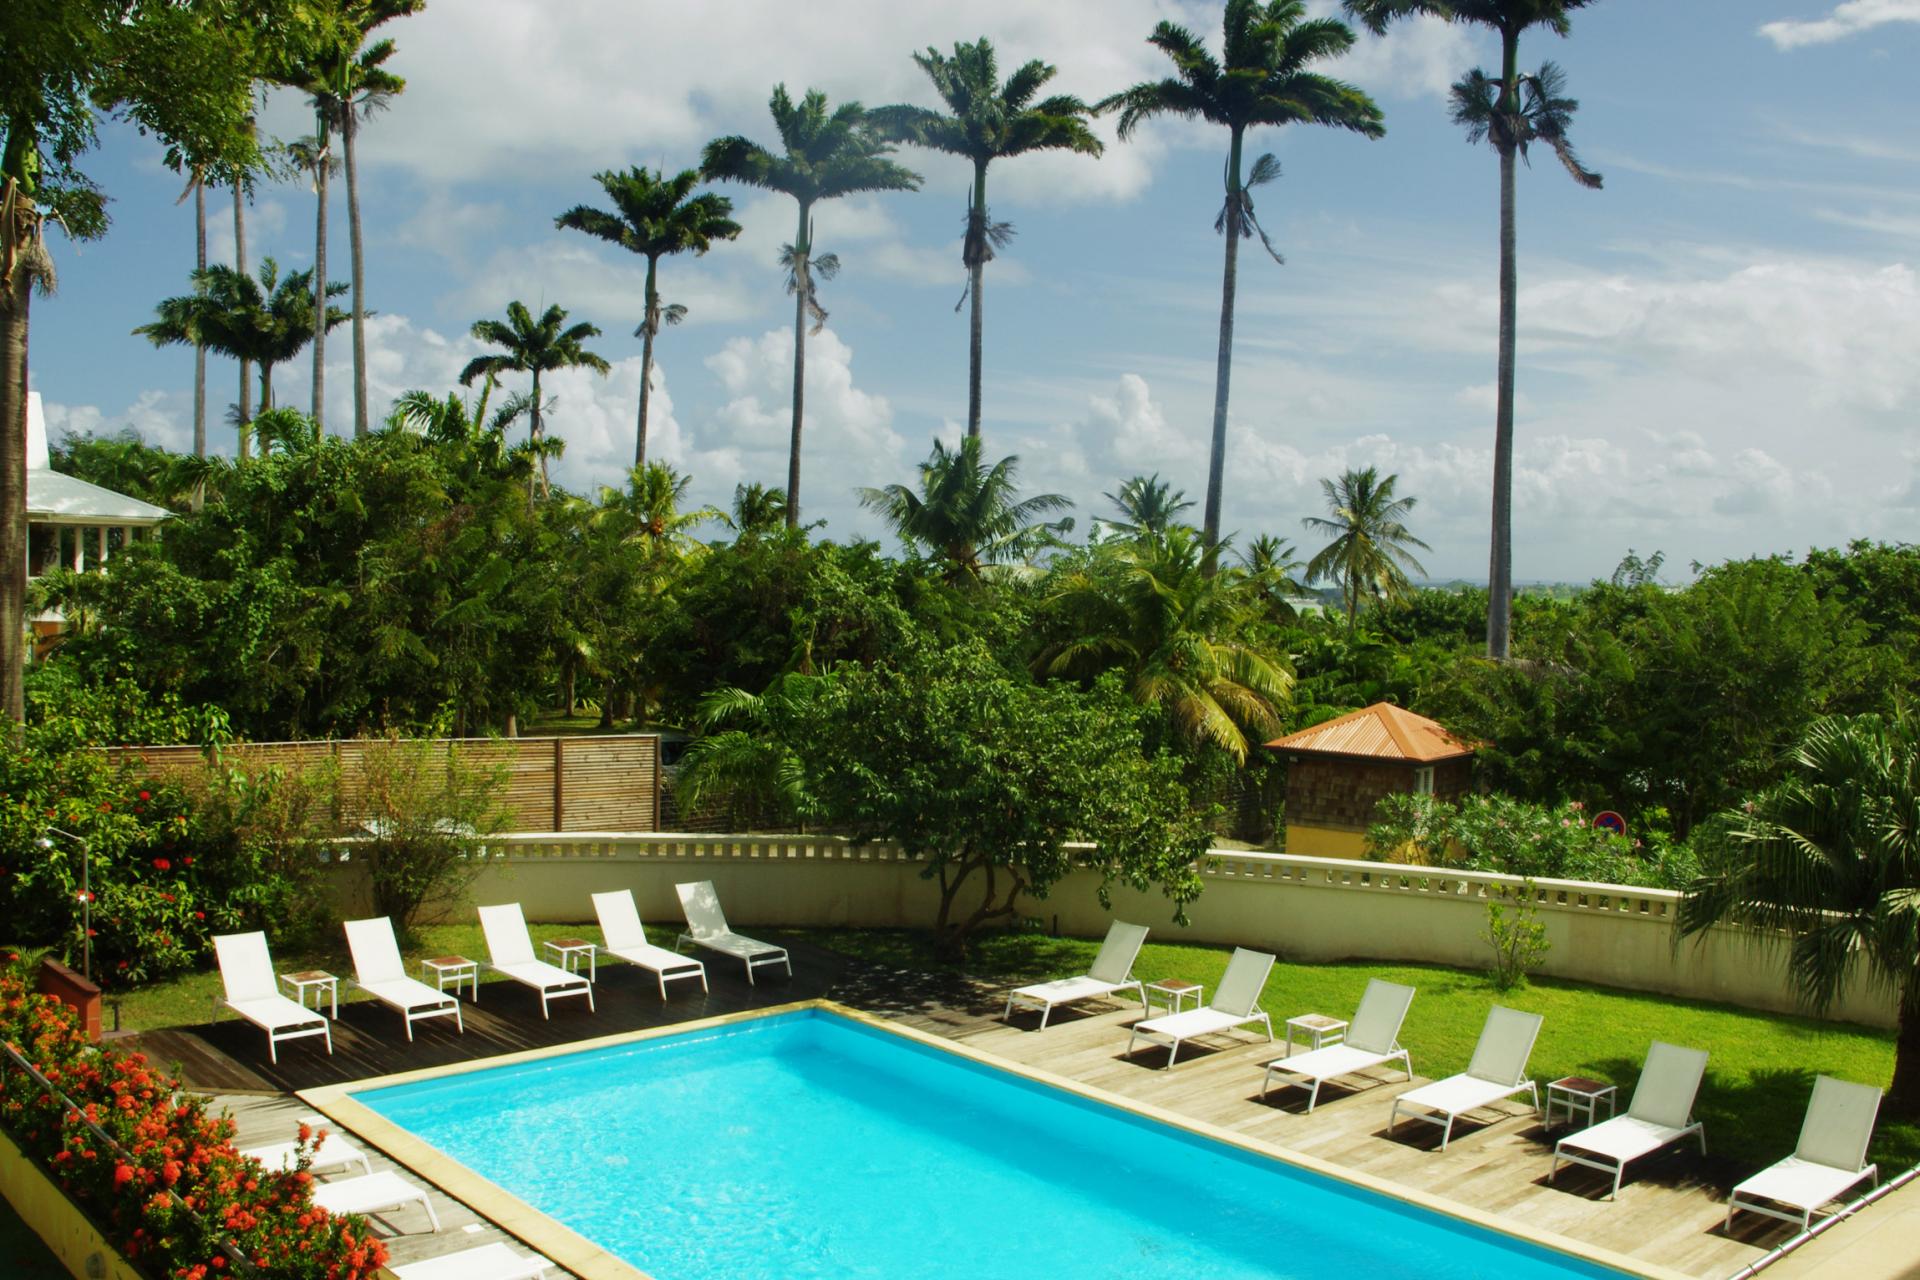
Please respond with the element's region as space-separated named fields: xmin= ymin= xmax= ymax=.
xmin=1236 ymin=532 xmax=1308 ymax=622
xmin=727 ymin=482 xmax=789 ymax=539
xmin=1680 ymin=710 xmax=1920 ymax=1115
xmin=1099 ymin=1 xmax=1383 ymax=565
xmin=1344 ymin=2 xmax=1601 ymax=660
xmin=279 ymin=133 xmax=343 ymax=429
xmin=872 ymin=39 xmax=1102 ymax=439
xmin=858 ymin=435 xmax=1072 ymax=582
xmin=702 ymin=86 xmax=921 ymax=526
xmin=556 ymin=167 xmax=741 ymax=471
xmin=1302 ymin=466 xmax=1430 ymax=631
xmin=1104 ymin=473 xmax=1196 ymax=538
xmin=457 ymin=301 xmax=609 ymax=497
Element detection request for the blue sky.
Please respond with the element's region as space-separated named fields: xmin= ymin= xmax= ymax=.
xmin=29 ymin=0 xmax=1920 ymax=581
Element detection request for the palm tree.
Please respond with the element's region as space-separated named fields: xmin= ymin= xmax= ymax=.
xmin=458 ymin=301 xmax=609 ymax=497
xmin=702 ymin=86 xmax=921 ymax=526
xmin=858 ymin=435 xmax=1072 ymax=582
xmin=1236 ymin=532 xmax=1308 ymax=622
xmin=134 ymin=259 xmax=347 ymax=454
xmin=727 ymin=481 xmax=789 ymax=539
xmin=1680 ymin=711 xmax=1920 ymax=1115
xmin=1100 ymin=1 xmax=1383 ymax=566
xmin=872 ymin=39 xmax=1102 ymax=439
xmin=1104 ymin=473 xmax=1195 ymax=537
xmin=1302 ymin=466 xmax=1430 ymax=631
xmin=279 ymin=134 xmax=342 ymax=429
xmin=1344 ymin=2 xmax=1601 ymax=660
xmin=556 ymin=167 xmax=741 ymax=471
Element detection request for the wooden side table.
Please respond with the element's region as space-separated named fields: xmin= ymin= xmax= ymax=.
xmin=1546 ymin=1076 xmax=1618 ymax=1130
xmin=281 ymin=970 xmax=338 ymax=1019
xmin=1144 ymin=979 xmax=1204 ymax=1013
xmin=1285 ymin=1013 xmax=1347 ymax=1055
xmin=543 ymin=937 xmax=598 ymax=983
xmin=423 ymin=955 xmax=480 ymax=1001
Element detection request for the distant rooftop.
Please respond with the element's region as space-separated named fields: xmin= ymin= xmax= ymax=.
xmin=1266 ymin=702 xmax=1476 ymax=763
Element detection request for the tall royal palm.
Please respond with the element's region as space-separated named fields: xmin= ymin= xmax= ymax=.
xmin=458 ymin=301 xmax=609 ymax=497
xmin=874 ymin=39 xmax=1102 ymax=439
xmin=1302 ymin=466 xmax=1430 ymax=632
xmin=1345 ymin=2 xmax=1601 ymax=660
xmin=556 ymin=168 xmax=741 ymax=471
xmin=702 ymin=86 xmax=920 ymax=526
xmin=1100 ymin=1 xmax=1382 ymax=565
xmin=858 ymin=435 xmax=1071 ymax=582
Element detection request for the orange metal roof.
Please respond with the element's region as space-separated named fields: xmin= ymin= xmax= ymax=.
xmin=1264 ymin=703 xmax=1477 ymax=763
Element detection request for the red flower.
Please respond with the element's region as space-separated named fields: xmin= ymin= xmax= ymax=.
xmin=138 ymin=791 xmax=152 ymax=801
xmin=153 ymin=858 xmax=171 ymax=872
xmin=193 ymin=911 xmax=205 ymax=921
xmin=182 ymin=855 xmax=194 ymax=866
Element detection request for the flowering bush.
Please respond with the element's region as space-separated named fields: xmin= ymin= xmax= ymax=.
xmin=1365 ymin=792 xmax=1698 ymax=888
xmin=0 ymin=966 xmax=386 ymax=1279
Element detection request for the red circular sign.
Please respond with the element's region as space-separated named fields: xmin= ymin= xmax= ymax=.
xmin=1593 ymin=810 xmax=1626 ymax=836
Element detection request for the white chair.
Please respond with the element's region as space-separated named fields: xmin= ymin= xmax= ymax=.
xmin=592 ymin=890 xmax=708 ymax=999
xmin=477 ymin=903 xmax=595 ymax=1018
xmin=673 ymin=881 xmax=792 ymax=984
xmin=1004 ymin=921 xmax=1149 ymax=1029
xmin=1726 ymin=1076 xmax=1882 ymax=1231
xmin=1551 ymin=1041 xmax=1709 ymax=1199
xmin=1125 ymin=948 xmax=1275 ymax=1069
xmin=1261 ymin=978 xmax=1416 ymax=1111
xmin=311 ymin=1170 xmax=442 ymax=1234
xmin=344 ymin=917 xmax=464 ymax=1040
xmin=241 ymin=1114 xmax=372 ymax=1178
xmin=391 ymin=1243 xmax=553 ymax=1280
xmin=212 ymin=931 xmax=332 ymax=1064
xmin=1388 ymin=1005 xmax=1542 ymax=1149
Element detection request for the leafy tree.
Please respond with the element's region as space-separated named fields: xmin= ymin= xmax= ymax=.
xmin=556 ymin=167 xmax=741 ymax=470
xmin=52 ymin=427 xmax=214 ymax=512
xmin=874 ymin=39 xmax=1101 ymax=439
xmin=859 ymin=435 xmax=1072 ymax=582
xmin=1104 ymin=473 xmax=1195 ymax=538
xmin=727 ymin=481 xmax=790 ymax=539
xmin=1345 ymin=0 xmax=1602 ymax=660
xmin=1302 ymin=466 xmax=1430 ymax=630
xmin=458 ymin=300 xmax=609 ymax=496
xmin=702 ymin=86 xmax=920 ymax=525
xmin=1680 ymin=710 xmax=1920 ymax=1115
xmin=1100 ymin=0 xmax=1382 ymax=563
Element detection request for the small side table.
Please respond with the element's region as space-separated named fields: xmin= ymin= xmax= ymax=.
xmin=543 ymin=937 xmax=598 ymax=983
xmin=1546 ymin=1076 xmax=1617 ymax=1130
xmin=423 ymin=955 xmax=480 ymax=1001
xmin=281 ymin=970 xmax=338 ymax=1019
xmin=1144 ymin=979 xmax=1204 ymax=1014
xmin=1285 ymin=1013 xmax=1347 ymax=1056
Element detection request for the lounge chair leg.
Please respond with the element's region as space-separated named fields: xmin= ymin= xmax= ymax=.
xmin=1611 ymin=1166 xmax=1623 ymax=1200
xmin=1308 ymin=1080 xmax=1320 ymax=1113
xmin=421 ymin=1196 xmax=442 ymax=1233
xmin=1164 ymin=1039 xmax=1181 ymax=1070
xmin=453 ymin=1004 xmax=463 ymax=1033
xmin=700 ymin=971 xmax=709 ymax=994
xmin=1039 ymin=1004 xmax=1052 ymax=1030
xmin=269 ymin=1036 xmax=278 ymax=1065
xmin=1441 ymin=1116 xmax=1453 ymax=1151
xmin=1126 ymin=1029 xmax=1139 ymax=1058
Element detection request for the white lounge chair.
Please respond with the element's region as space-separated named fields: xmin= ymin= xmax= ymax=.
xmin=392 ymin=1243 xmax=553 ymax=1280
xmin=477 ymin=903 xmax=595 ymax=1018
xmin=673 ymin=881 xmax=792 ymax=984
xmin=311 ymin=1170 xmax=442 ymax=1233
xmin=1388 ymin=1005 xmax=1542 ymax=1149
xmin=1551 ymin=1041 xmax=1709 ymax=1199
xmin=1261 ymin=978 xmax=1416 ymax=1111
xmin=1004 ymin=921 xmax=1149 ymax=1029
xmin=212 ymin=931 xmax=332 ymax=1065
xmin=1125 ymin=948 xmax=1275 ymax=1069
xmin=344 ymin=917 xmax=464 ymax=1040
xmin=591 ymin=890 xmax=708 ymax=999
xmin=1726 ymin=1076 xmax=1882 ymax=1231
xmin=241 ymin=1114 xmax=372 ymax=1178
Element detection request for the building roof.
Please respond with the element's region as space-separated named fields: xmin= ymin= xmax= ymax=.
xmin=1265 ymin=702 xmax=1477 ymax=763
xmin=27 ymin=469 xmax=172 ymax=525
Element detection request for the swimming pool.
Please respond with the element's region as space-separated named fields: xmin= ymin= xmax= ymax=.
xmin=349 ymin=1007 xmax=1634 ymax=1280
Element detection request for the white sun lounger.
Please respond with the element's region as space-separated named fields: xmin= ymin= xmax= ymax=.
xmin=1004 ymin=921 xmax=1149 ymax=1029
xmin=213 ymin=931 xmax=332 ymax=1064
xmin=478 ymin=903 xmax=595 ymax=1018
xmin=311 ymin=1170 xmax=442 ymax=1233
xmin=1388 ymin=1005 xmax=1542 ymax=1148
xmin=1551 ymin=1041 xmax=1709 ymax=1199
xmin=344 ymin=917 xmax=464 ymax=1040
xmin=392 ymin=1243 xmax=554 ymax=1280
xmin=1261 ymin=978 xmax=1416 ymax=1111
xmin=1726 ymin=1075 xmax=1882 ymax=1231
xmin=1125 ymin=947 xmax=1275 ymax=1069
xmin=674 ymin=881 xmax=792 ymax=984
xmin=241 ymin=1114 xmax=372 ymax=1177
xmin=592 ymin=890 xmax=708 ymax=999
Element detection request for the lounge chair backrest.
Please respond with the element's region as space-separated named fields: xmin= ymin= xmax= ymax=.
xmin=478 ymin=903 xmax=534 ymax=966
xmin=1211 ymin=948 xmax=1276 ymax=1017
xmin=1346 ymin=979 xmax=1417 ymax=1055
xmin=592 ymin=890 xmax=648 ymax=952
xmin=1795 ymin=1075 xmax=1882 ymax=1172
xmin=1628 ymin=1041 xmax=1709 ymax=1129
xmin=1465 ymin=1005 xmax=1543 ymax=1086
xmin=344 ymin=917 xmax=407 ymax=984
xmin=214 ymin=931 xmax=277 ymax=1003
xmin=1087 ymin=922 xmax=1149 ymax=986
xmin=676 ymin=880 xmax=729 ymax=939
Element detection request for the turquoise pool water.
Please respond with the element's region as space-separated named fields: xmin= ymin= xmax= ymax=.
xmin=354 ymin=1009 xmax=1628 ymax=1280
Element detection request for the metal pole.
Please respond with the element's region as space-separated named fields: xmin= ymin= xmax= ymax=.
xmin=41 ymin=827 xmax=90 ymax=982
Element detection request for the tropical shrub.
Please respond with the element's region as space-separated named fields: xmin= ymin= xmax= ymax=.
xmin=349 ymin=735 xmax=511 ymax=932
xmin=1484 ymin=883 xmax=1551 ymax=991
xmin=1365 ymin=792 xmax=1693 ymax=888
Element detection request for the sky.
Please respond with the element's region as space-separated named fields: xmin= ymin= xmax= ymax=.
xmin=27 ymin=0 xmax=1920 ymax=583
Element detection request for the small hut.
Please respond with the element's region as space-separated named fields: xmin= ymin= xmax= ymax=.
xmin=1265 ymin=703 xmax=1477 ymax=859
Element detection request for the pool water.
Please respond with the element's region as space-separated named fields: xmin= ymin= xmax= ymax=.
xmin=355 ymin=1008 xmax=1628 ymax=1280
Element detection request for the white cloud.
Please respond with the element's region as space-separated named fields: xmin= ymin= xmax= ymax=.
xmin=1760 ymin=0 xmax=1920 ymax=49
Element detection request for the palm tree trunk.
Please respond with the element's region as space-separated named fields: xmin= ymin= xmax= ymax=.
xmin=192 ymin=173 xmax=207 ymax=463
xmin=260 ymin=360 xmax=274 ymax=416
xmin=966 ymin=162 xmax=987 ymax=440
xmin=344 ymin=111 xmax=369 ymax=438
xmin=786 ymin=201 xmax=811 ymax=528
xmin=310 ymin=122 xmax=330 ymax=430
xmin=635 ymin=255 xmax=657 ymax=472
xmin=234 ymin=182 xmax=252 ymax=459
xmin=531 ymin=367 xmax=547 ymax=498
xmin=1486 ymin=35 xmax=1522 ymax=661
xmin=0 ymin=255 xmax=30 ymax=727
xmin=1203 ymin=128 xmax=1245 ymax=572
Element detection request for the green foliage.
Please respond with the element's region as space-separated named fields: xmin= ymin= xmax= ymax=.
xmin=859 ymin=435 xmax=1073 ymax=580
xmin=1365 ymin=792 xmax=1694 ymax=888
xmin=1302 ymin=465 xmax=1431 ymax=630
xmin=350 ymin=735 xmax=511 ymax=933
xmin=1484 ymin=883 xmax=1550 ymax=991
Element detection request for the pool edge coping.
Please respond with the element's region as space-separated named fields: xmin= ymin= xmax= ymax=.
xmin=299 ymin=998 xmax=1701 ymax=1280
